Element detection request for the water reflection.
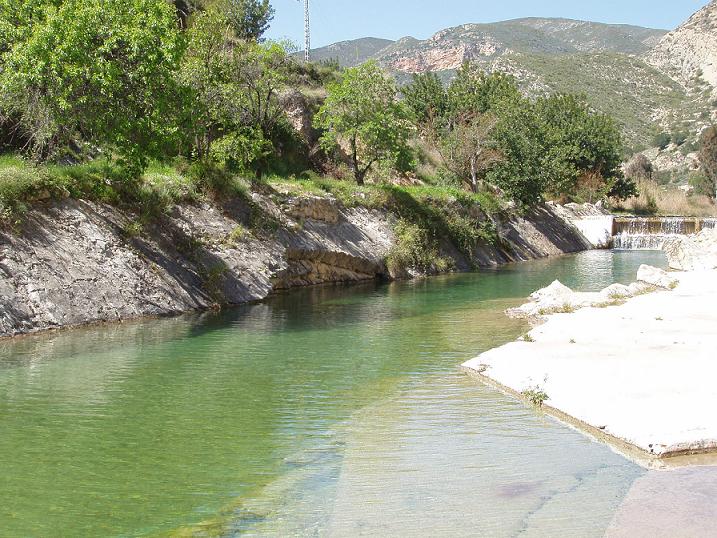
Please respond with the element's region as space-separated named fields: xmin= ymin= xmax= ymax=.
xmin=0 ymin=250 xmax=666 ymax=536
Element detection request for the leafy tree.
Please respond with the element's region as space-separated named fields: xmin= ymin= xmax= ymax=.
xmin=0 ymin=0 xmax=184 ymax=172
xmin=624 ymin=153 xmax=653 ymax=181
xmin=315 ymin=61 xmax=415 ymax=185
xmin=447 ymin=64 xmax=521 ymax=120
xmin=223 ymin=0 xmax=274 ymax=41
xmin=402 ymin=72 xmax=448 ymax=133
xmin=535 ymin=93 xmax=625 ymax=200
xmin=438 ymin=112 xmax=501 ymax=193
xmin=698 ymin=126 xmax=717 ymax=200
xmin=178 ymin=10 xmax=237 ymax=161
xmin=179 ymin=10 xmax=290 ymax=175
xmin=487 ymin=100 xmax=550 ymax=205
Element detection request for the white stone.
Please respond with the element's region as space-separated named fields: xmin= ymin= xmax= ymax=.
xmin=464 ymin=269 xmax=717 ymax=461
xmin=637 ymin=264 xmax=678 ymax=289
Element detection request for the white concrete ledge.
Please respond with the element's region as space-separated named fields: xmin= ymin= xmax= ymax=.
xmin=463 ymin=269 xmax=717 ymax=465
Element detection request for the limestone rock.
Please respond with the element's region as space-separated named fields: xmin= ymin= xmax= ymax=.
xmin=637 ymin=264 xmax=679 ymax=289
xmin=663 ymin=228 xmax=717 ymax=271
xmin=282 ymin=196 xmax=340 ymax=224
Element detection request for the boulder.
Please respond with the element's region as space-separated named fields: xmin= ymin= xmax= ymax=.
xmin=663 ymin=228 xmax=717 ymax=271
xmin=637 ymin=264 xmax=679 ymax=289
xmin=600 ymin=283 xmax=633 ymax=299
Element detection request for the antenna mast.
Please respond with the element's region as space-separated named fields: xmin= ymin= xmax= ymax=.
xmin=304 ymin=0 xmax=310 ymax=62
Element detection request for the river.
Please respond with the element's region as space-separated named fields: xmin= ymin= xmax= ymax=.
xmin=0 ymin=250 xmax=667 ymax=536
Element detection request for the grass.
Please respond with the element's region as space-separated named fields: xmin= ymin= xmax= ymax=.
xmin=0 ymin=153 xmax=257 ymax=225
xmin=522 ymin=385 xmax=549 ymax=407
xmin=266 ymin=173 xmax=503 ymax=268
xmin=613 ymin=179 xmax=717 ymax=217
xmin=0 ymin=152 xmax=506 ymax=280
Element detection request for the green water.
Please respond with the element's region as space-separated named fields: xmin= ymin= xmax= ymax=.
xmin=0 ymin=250 xmax=667 ymax=536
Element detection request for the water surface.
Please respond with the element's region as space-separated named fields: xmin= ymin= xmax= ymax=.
xmin=0 ymin=250 xmax=667 ymax=536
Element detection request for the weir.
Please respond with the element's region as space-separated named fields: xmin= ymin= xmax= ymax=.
xmin=612 ymin=217 xmax=717 ymax=250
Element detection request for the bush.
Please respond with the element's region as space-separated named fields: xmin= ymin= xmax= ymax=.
xmin=653 ymin=132 xmax=672 ymax=150
xmin=0 ymin=155 xmax=66 ymax=222
xmin=386 ymin=220 xmax=452 ymax=277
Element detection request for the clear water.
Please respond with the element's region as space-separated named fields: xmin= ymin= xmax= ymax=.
xmin=0 ymin=250 xmax=667 ymax=537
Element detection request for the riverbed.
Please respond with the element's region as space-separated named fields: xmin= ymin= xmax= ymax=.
xmin=0 ymin=250 xmax=667 ymax=536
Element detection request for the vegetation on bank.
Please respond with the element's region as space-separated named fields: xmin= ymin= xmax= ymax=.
xmin=0 ymin=0 xmax=715 ymax=258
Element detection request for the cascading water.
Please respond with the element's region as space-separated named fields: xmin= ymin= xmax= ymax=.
xmin=612 ymin=217 xmax=712 ymax=250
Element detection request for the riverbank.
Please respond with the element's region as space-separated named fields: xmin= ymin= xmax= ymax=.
xmin=463 ymin=264 xmax=717 ymax=464
xmin=0 ymin=189 xmax=598 ymax=338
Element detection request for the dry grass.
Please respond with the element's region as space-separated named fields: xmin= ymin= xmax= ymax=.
xmin=613 ymin=179 xmax=717 ymax=216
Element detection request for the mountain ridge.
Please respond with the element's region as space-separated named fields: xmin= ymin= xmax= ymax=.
xmin=306 ymin=8 xmax=716 ymax=159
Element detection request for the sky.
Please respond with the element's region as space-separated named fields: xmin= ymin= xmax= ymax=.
xmin=266 ymin=0 xmax=712 ymax=49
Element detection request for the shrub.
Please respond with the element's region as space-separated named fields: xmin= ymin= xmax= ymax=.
xmin=653 ymin=132 xmax=672 ymax=150
xmin=386 ymin=220 xmax=453 ymax=277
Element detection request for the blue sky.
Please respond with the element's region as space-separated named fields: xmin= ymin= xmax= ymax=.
xmin=266 ymin=0 xmax=711 ymax=49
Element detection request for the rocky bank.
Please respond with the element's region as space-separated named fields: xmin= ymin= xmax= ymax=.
xmin=0 ymin=193 xmax=596 ymax=338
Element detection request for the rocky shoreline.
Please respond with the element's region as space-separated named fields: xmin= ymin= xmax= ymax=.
xmin=463 ymin=228 xmax=717 ymax=465
xmin=0 ymin=195 xmax=597 ymax=338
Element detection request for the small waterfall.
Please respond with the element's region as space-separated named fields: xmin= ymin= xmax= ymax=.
xmin=612 ymin=217 xmax=714 ymax=250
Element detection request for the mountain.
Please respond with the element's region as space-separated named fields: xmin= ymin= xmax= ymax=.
xmin=311 ymin=19 xmax=666 ymax=70
xmin=308 ymin=10 xmax=716 ymax=160
xmin=646 ymin=0 xmax=717 ymax=93
xmin=374 ymin=19 xmax=666 ymax=73
xmin=306 ymin=37 xmax=394 ymax=66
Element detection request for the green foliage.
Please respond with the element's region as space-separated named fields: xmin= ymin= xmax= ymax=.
xmin=178 ymin=11 xmax=290 ymax=177
xmin=522 ymin=386 xmax=549 ymax=407
xmin=315 ymin=61 xmax=416 ymax=185
xmin=653 ymin=132 xmax=672 ymax=150
xmin=402 ymin=72 xmax=448 ymax=130
xmin=210 ymin=129 xmax=272 ymax=173
xmin=0 ymin=155 xmax=57 ymax=222
xmin=386 ymin=220 xmax=453 ymax=276
xmin=447 ymin=64 xmax=522 ymax=118
xmin=0 ymin=0 xmax=184 ymax=172
xmin=535 ymin=93 xmax=625 ymax=200
xmin=223 ymin=0 xmax=274 ymax=42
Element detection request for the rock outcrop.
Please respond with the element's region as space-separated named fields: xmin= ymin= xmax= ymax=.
xmin=637 ymin=264 xmax=679 ymax=290
xmin=507 ymin=276 xmax=655 ymax=319
xmin=646 ymin=0 xmax=717 ymax=94
xmin=663 ymin=228 xmax=717 ymax=271
xmin=0 ymin=194 xmax=593 ymax=338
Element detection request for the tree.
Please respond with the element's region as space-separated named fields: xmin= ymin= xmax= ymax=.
xmin=487 ymin=99 xmax=550 ymax=206
xmin=0 ymin=0 xmax=184 ymax=172
xmin=178 ymin=10 xmax=237 ymax=161
xmin=535 ymin=94 xmax=625 ymax=200
xmin=315 ymin=61 xmax=415 ymax=185
xmin=178 ymin=10 xmax=290 ymax=175
xmin=438 ymin=112 xmax=501 ymax=193
xmin=447 ymin=64 xmax=521 ymax=121
xmin=624 ymin=153 xmax=654 ymax=181
xmin=224 ymin=0 xmax=274 ymax=41
xmin=402 ymin=72 xmax=448 ymax=134
xmin=698 ymin=126 xmax=717 ymax=200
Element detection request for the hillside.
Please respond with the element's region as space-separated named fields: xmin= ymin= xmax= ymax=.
xmin=647 ymin=0 xmax=717 ymax=93
xmin=309 ymin=10 xmax=715 ymax=165
xmin=304 ymin=37 xmax=393 ymax=67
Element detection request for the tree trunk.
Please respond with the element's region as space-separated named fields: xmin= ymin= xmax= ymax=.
xmin=469 ymin=155 xmax=478 ymax=193
xmin=350 ymin=136 xmax=364 ymax=185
